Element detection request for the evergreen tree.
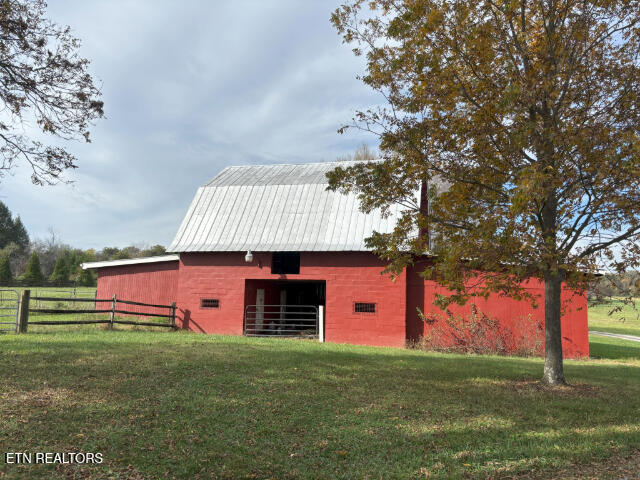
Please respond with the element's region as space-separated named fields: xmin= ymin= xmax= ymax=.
xmin=0 ymin=202 xmax=29 ymax=250
xmin=66 ymin=250 xmax=80 ymax=281
xmin=22 ymin=252 xmax=44 ymax=285
xmin=11 ymin=217 xmax=29 ymax=250
xmin=0 ymin=202 xmax=13 ymax=248
xmin=0 ymin=254 xmax=12 ymax=284
xmin=49 ymin=256 xmax=69 ymax=284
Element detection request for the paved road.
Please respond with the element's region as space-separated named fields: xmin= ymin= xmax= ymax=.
xmin=589 ymin=330 xmax=640 ymax=343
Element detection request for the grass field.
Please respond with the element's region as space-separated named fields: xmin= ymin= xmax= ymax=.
xmin=0 ymin=290 xmax=638 ymax=478
xmin=588 ymin=298 xmax=640 ymax=337
xmin=1 ymin=330 xmax=639 ymax=479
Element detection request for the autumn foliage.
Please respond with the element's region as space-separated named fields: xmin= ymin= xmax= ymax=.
xmin=331 ymin=0 xmax=640 ymax=383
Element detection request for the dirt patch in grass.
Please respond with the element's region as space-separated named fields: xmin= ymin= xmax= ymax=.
xmin=3 ymin=387 xmax=77 ymax=409
xmin=504 ymin=447 xmax=640 ymax=480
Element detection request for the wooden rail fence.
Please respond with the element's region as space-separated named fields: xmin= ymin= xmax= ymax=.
xmin=16 ymin=290 xmax=177 ymax=333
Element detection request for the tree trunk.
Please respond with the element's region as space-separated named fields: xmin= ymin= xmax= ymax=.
xmin=542 ymin=272 xmax=566 ymax=385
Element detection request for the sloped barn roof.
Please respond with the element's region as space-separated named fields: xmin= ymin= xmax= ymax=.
xmin=168 ymin=161 xmax=413 ymax=252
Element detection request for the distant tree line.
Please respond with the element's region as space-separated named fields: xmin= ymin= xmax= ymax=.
xmin=0 ymin=201 xmax=166 ymax=287
xmin=590 ymin=272 xmax=640 ymax=301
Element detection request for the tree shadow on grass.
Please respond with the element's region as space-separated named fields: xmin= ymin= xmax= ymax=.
xmin=1 ymin=335 xmax=639 ymax=478
xmin=589 ymin=337 xmax=640 ymax=360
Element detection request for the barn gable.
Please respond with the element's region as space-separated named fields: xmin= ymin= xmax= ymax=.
xmin=167 ymin=161 xmax=414 ymax=253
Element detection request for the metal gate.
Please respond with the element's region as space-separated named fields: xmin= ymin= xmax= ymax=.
xmin=0 ymin=289 xmax=19 ymax=333
xmin=244 ymin=304 xmax=318 ymax=338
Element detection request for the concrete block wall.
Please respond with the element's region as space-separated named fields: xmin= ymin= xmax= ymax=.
xmin=176 ymin=251 xmax=407 ymax=347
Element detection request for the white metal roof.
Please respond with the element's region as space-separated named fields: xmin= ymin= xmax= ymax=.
xmin=168 ymin=161 xmax=415 ymax=253
xmin=81 ymin=255 xmax=179 ymax=270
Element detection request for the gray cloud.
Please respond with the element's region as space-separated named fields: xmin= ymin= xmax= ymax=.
xmin=0 ymin=0 xmax=380 ymax=249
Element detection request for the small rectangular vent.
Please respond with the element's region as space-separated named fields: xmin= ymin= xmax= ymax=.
xmin=271 ymin=252 xmax=300 ymax=275
xmin=354 ymin=302 xmax=376 ymax=314
xmin=201 ymin=298 xmax=219 ymax=309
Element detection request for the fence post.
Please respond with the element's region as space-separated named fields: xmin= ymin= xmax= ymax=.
xmin=318 ymin=305 xmax=324 ymax=343
xmin=170 ymin=302 xmax=177 ymax=328
xmin=109 ymin=294 xmax=116 ymax=329
xmin=18 ymin=289 xmax=30 ymax=333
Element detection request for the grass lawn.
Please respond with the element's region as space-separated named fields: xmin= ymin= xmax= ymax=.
xmin=1 ymin=330 xmax=639 ymax=479
xmin=589 ymin=334 xmax=640 ymax=361
xmin=588 ymin=298 xmax=640 ymax=337
xmin=0 ymin=285 xmax=97 ymax=300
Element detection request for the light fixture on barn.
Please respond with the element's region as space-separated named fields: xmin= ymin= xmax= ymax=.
xmin=245 ymin=250 xmax=253 ymax=263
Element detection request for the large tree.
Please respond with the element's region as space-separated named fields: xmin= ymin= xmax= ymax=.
xmin=0 ymin=0 xmax=103 ymax=184
xmin=331 ymin=0 xmax=640 ymax=384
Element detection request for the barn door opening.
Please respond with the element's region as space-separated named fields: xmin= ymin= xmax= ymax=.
xmin=244 ymin=280 xmax=325 ymax=338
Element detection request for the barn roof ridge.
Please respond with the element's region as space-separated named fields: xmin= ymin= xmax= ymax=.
xmin=214 ymin=158 xmax=381 ymax=169
xmin=203 ymin=159 xmax=383 ymax=187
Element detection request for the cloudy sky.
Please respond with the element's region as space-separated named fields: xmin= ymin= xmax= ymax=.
xmin=0 ymin=1 xmax=379 ymax=250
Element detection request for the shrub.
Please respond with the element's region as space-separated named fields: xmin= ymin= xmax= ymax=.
xmin=416 ymin=304 xmax=544 ymax=357
xmin=76 ymin=268 xmax=96 ymax=287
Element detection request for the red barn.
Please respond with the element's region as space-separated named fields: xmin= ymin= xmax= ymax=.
xmin=82 ymin=161 xmax=589 ymax=358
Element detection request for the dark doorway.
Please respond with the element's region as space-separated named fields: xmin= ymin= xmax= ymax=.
xmin=244 ymin=280 xmax=325 ymax=338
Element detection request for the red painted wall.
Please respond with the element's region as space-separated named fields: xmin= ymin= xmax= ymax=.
xmin=175 ymin=252 xmax=407 ymax=347
xmin=93 ymin=254 xmax=588 ymax=356
xmin=405 ymin=263 xmax=589 ymax=358
xmin=96 ymin=261 xmax=179 ymax=315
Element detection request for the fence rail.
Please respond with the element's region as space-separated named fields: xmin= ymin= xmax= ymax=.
xmin=27 ymin=320 xmax=111 ymax=325
xmin=32 ymin=296 xmax=111 ymax=303
xmin=116 ymin=298 xmax=174 ymax=309
xmin=16 ymin=290 xmax=177 ymax=332
xmin=113 ymin=309 xmax=172 ymax=318
xmin=29 ymin=309 xmax=113 ymax=315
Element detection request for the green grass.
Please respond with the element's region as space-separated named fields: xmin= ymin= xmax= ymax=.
xmin=1 ymin=331 xmax=639 ymax=479
xmin=0 ymin=285 xmax=97 ymax=299
xmin=589 ymin=334 xmax=640 ymax=361
xmin=588 ymin=298 xmax=640 ymax=337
